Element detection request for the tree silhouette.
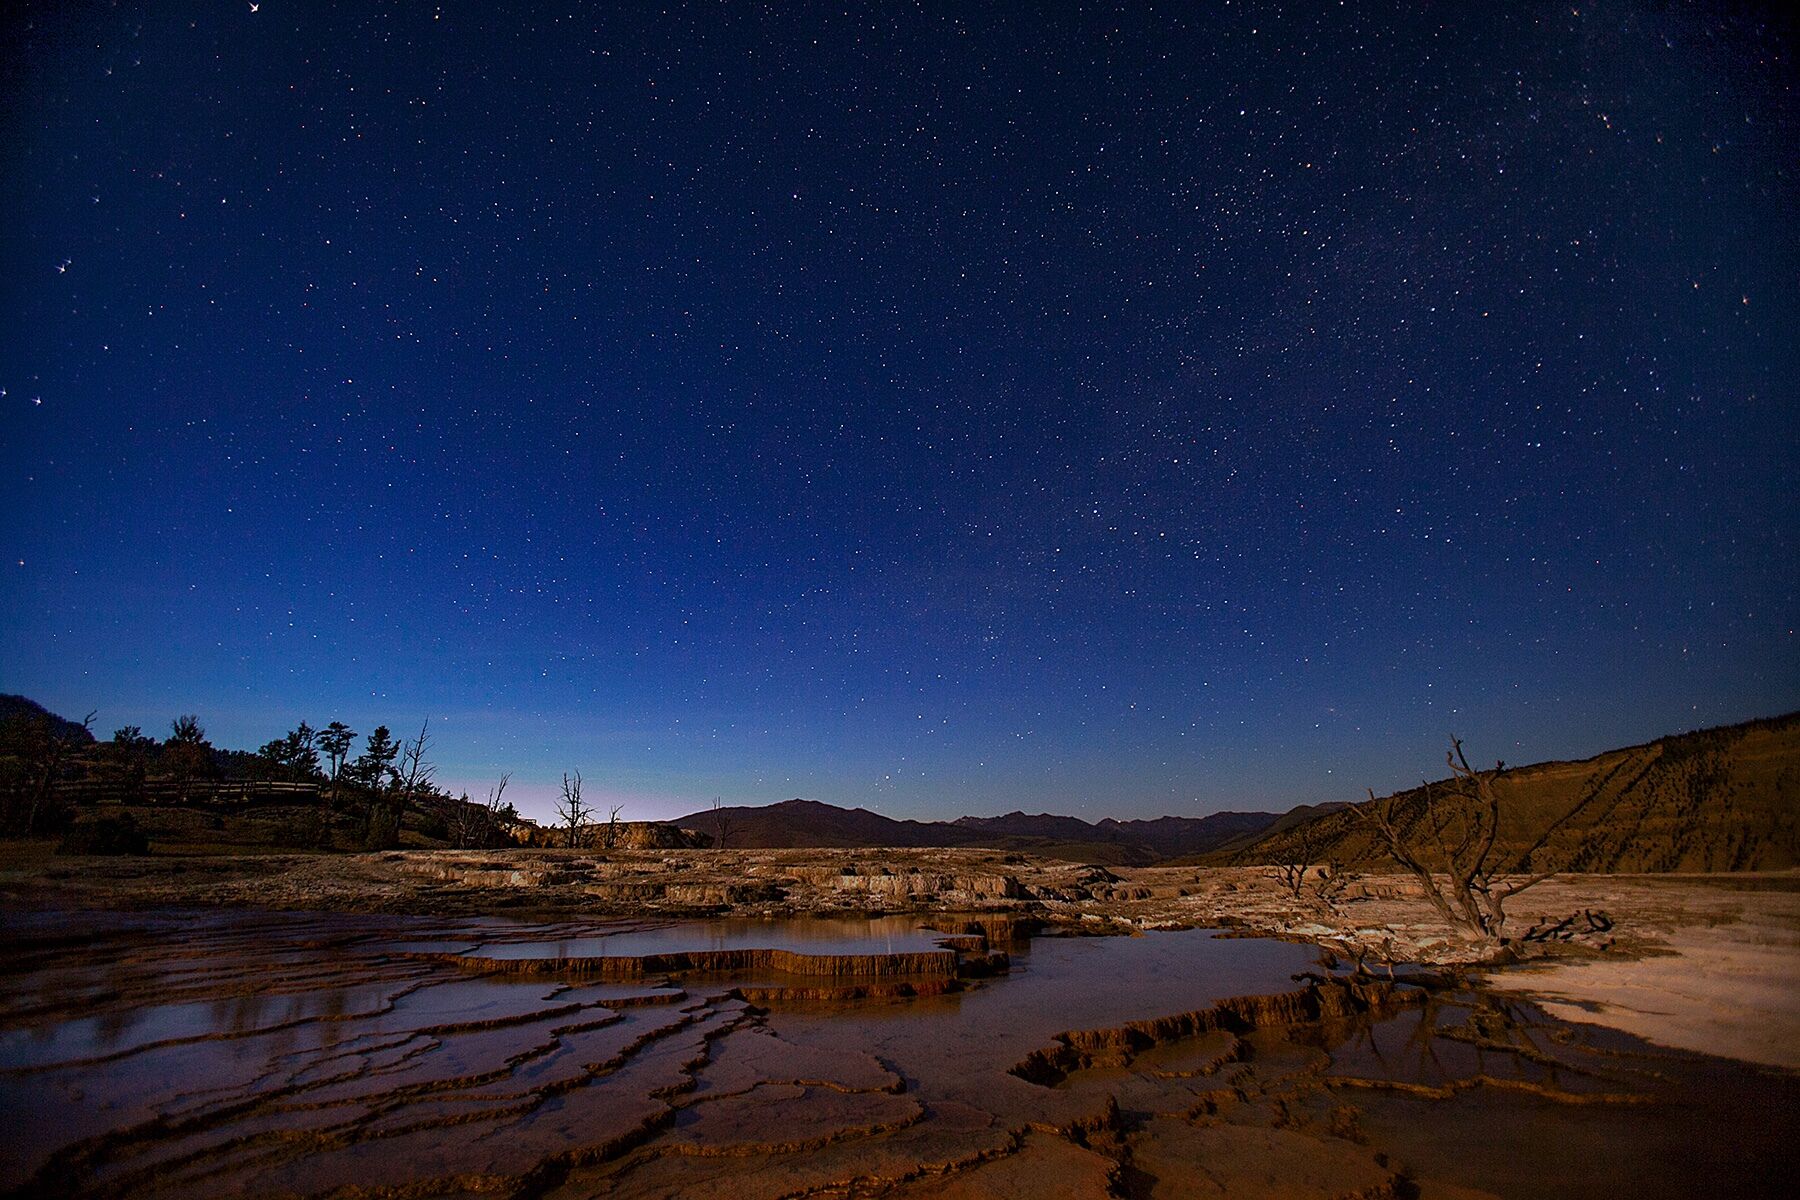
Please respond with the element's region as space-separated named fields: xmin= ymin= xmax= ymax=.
xmin=318 ymin=722 xmax=356 ymax=805
xmin=351 ymin=726 xmax=399 ymax=791
xmin=556 ymin=771 xmax=590 ymax=848
xmin=257 ymin=722 xmax=322 ymax=782
xmin=163 ymin=715 xmax=213 ymax=804
xmin=351 ymin=726 xmax=405 ymax=849
xmin=104 ymin=726 xmax=155 ymax=803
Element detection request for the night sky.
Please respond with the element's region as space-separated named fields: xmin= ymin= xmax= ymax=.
xmin=3 ymin=3 xmax=1795 ymax=824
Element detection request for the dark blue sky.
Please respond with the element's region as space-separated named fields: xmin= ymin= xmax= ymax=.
xmin=3 ymin=2 xmax=1795 ymax=824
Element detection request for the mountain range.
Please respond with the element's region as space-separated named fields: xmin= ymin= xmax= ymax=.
xmin=672 ymin=712 xmax=1800 ymax=871
xmin=11 ymin=690 xmax=1793 ymax=871
xmin=668 ymin=798 xmax=1322 ymax=864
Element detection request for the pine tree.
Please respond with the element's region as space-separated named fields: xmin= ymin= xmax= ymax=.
xmin=351 ymin=726 xmax=399 ymax=791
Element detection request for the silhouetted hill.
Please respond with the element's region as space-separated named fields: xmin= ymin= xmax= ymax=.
xmin=1220 ymin=713 xmax=1800 ymax=873
xmin=674 ymin=799 xmax=1289 ymax=862
xmin=0 ymin=695 xmax=96 ymax=744
xmin=1172 ymin=803 xmax=1350 ymax=863
xmin=1099 ymin=811 xmax=1296 ymax=858
xmin=947 ymin=810 xmax=1292 ymax=858
xmin=953 ymin=811 xmax=1120 ymax=842
xmin=675 ymin=799 xmax=992 ymax=850
xmin=945 ymin=811 xmax=1160 ymax=866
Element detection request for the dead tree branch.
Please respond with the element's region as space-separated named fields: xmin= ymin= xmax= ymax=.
xmin=1355 ymin=736 xmax=1565 ymax=952
xmin=391 ymin=720 xmax=435 ymax=812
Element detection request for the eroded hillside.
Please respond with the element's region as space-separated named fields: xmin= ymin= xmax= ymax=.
xmin=1224 ymin=714 xmax=1800 ymax=872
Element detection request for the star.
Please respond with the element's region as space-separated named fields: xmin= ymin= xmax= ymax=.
xmin=0 ymin=0 xmax=1787 ymax=828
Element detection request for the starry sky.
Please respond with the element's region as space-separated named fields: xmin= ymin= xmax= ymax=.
xmin=2 ymin=2 xmax=1795 ymax=825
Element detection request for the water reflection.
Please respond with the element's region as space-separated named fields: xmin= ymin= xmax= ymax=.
xmin=1 ymin=906 xmax=1792 ymax=1200
xmin=467 ymin=914 xmax=952 ymax=961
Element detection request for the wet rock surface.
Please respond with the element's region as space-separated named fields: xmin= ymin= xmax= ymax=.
xmin=1 ymin=904 xmax=1795 ymax=1199
xmin=0 ymin=847 xmax=1135 ymax=920
xmin=5 ymin=846 xmax=1798 ymax=1063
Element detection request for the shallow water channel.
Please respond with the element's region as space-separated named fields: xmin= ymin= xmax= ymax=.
xmin=0 ymin=907 xmax=1792 ymax=1198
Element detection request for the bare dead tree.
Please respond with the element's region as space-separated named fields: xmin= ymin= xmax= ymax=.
xmin=1266 ymin=855 xmax=1309 ymax=902
xmin=1355 ymin=736 xmax=1560 ymax=950
xmin=447 ymin=793 xmax=477 ymax=849
xmin=1314 ymin=857 xmax=1353 ymax=911
xmin=1264 ymin=821 xmax=1351 ymax=908
xmin=1261 ymin=817 xmax=1312 ymax=900
xmin=391 ymin=720 xmax=436 ymax=812
xmin=601 ymin=803 xmax=624 ymax=849
xmin=482 ymin=772 xmax=512 ymax=844
xmin=709 ymin=796 xmax=732 ymax=850
xmin=449 ymin=772 xmax=510 ymax=849
xmin=556 ymin=770 xmax=589 ymax=848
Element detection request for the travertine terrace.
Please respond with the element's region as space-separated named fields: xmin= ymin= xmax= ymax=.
xmin=6 ymin=843 xmax=1799 ymax=1066
xmin=3 ymin=891 xmax=1795 ymax=1199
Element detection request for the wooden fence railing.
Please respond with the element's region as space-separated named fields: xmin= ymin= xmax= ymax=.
xmin=39 ymin=779 xmax=325 ymax=806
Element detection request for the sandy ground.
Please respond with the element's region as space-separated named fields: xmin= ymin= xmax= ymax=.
xmin=1474 ymin=876 xmax=1800 ymax=1071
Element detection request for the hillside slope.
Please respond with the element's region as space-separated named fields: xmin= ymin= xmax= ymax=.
xmin=1220 ymin=714 xmax=1800 ymax=873
xmin=1110 ymin=810 xmax=1312 ymax=859
xmin=0 ymin=695 xmax=96 ymax=745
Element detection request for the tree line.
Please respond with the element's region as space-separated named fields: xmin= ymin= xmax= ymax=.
xmin=0 ymin=695 xmax=518 ymax=851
